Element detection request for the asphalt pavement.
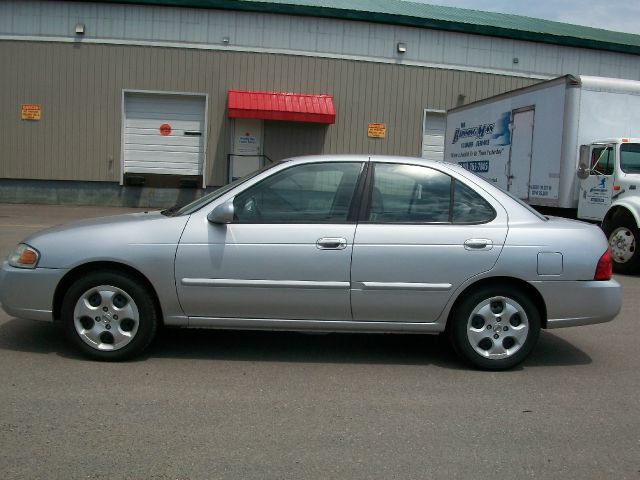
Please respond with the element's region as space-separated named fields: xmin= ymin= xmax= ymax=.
xmin=0 ymin=203 xmax=638 ymax=479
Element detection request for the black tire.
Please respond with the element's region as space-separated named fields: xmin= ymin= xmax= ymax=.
xmin=447 ymin=284 xmax=541 ymax=370
xmin=603 ymin=210 xmax=640 ymax=275
xmin=61 ymin=270 xmax=158 ymax=361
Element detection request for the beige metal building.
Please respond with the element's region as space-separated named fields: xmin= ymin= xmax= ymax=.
xmin=1 ymin=0 xmax=640 ymax=206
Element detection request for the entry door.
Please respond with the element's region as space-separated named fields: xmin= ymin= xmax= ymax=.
xmin=123 ymin=92 xmax=206 ymax=178
xmin=230 ymin=119 xmax=264 ymax=181
xmin=175 ymin=161 xmax=364 ymax=321
xmin=578 ymin=145 xmax=615 ymax=221
xmin=508 ymin=109 xmax=535 ymax=199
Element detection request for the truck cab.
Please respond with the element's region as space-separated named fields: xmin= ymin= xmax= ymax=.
xmin=578 ymin=138 xmax=640 ymax=273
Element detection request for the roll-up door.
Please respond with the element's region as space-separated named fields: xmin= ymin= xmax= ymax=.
xmin=123 ymin=92 xmax=206 ymax=178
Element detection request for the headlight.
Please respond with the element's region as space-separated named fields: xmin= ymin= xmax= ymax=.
xmin=8 ymin=243 xmax=40 ymax=269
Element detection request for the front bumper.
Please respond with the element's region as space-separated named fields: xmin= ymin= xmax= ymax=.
xmin=531 ymin=279 xmax=622 ymax=328
xmin=0 ymin=261 xmax=66 ymax=322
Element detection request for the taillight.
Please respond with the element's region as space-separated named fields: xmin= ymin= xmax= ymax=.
xmin=594 ymin=249 xmax=613 ymax=280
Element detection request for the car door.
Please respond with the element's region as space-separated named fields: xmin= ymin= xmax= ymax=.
xmin=578 ymin=144 xmax=615 ymax=221
xmin=175 ymin=160 xmax=365 ymax=321
xmin=351 ymin=161 xmax=508 ymax=323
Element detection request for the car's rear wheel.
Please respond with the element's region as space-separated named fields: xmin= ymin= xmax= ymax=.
xmin=61 ymin=271 xmax=158 ymax=361
xmin=448 ymin=285 xmax=541 ymax=370
xmin=603 ymin=210 xmax=640 ymax=274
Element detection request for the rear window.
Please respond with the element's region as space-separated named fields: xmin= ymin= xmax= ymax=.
xmin=450 ymin=164 xmax=547 ymax=221
xmin=501 ymin=188 xmax=548 ymax=221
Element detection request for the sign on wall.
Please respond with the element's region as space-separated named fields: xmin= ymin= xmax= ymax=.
xmin=367 ymin=123 xmax=386 ymax=138
xmin=21 ymin=104 xmax=41 ymax=121
xmin=230 ymin=118 xmax=264 ymax=181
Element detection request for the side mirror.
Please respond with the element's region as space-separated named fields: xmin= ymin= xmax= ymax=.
xmin=577 ymin=145 xmax=590 ymax=179
xmin=207 ymin=200 xmax=235 ymax=224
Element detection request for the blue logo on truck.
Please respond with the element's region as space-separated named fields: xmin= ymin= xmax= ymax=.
xmin=493 ymin=111 xmax=512 ymax=146
xmin=451 ymin=112 xmax=512 ymax=146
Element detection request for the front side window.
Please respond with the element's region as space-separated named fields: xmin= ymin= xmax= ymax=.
xmin=620 ymin=143 xmax=640 ymax=174
xmin=368 ymin=163 xmax=495 ymax=224
xmin=171 ymin=161 xmax=281 ymax=216
xmin=233 ymin=162 xmax=363 ymax=223
xmin=591 ymin=146 xmax=615 ymax=176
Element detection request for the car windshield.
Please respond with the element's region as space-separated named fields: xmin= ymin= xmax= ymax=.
xmin=163 ymin=161 xmax=282 ymax=216
xmin=620 ymin=143 xmax=640 ymax=174
xmin=448 ymin=162 xmax=547 ymax=221
xmin=501 ymin=188 xmax=548 ymax=221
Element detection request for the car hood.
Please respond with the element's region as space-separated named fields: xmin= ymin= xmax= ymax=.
xmin=23 ymin=211 xmax=190 ymax=269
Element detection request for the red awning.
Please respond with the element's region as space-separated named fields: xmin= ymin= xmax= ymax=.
xmin=228 ymin=90 xmax=336 ymax=124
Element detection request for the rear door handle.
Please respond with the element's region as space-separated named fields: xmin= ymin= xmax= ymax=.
xmin=317 ymin=237 xmax=347 ymax=250
xmin=464 ymin=239 xmax=493 ymax=250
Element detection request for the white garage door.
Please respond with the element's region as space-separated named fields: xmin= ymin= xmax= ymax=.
xmin=123 ymin=92 xmax=206 ymax=177
xmin=421 ymin=110 xmax=446 ymax=161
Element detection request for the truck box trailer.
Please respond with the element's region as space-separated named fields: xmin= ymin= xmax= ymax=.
xmin=444 ymin=74 xmax=640 ymax=273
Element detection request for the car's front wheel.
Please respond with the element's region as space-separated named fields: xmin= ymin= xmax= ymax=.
xmin=61 ymin=271 xmax=158 ymax=361
xmin=448 ymin=285 xmax=541 ymax=370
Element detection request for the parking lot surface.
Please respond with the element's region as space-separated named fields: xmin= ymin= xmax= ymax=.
xmin=0 ymin=203 xmax=639 ymax=479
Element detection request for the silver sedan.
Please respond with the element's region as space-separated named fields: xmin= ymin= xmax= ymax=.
xmin=0 ymin=156 xmax=622 ymax=369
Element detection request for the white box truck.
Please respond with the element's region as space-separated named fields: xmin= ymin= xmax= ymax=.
xmin=444 ymin=74 xmax=640 ymax=274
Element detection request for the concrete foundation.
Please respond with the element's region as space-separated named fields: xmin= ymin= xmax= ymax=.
xmin=0 ymin=179 xmax=213 ymax=208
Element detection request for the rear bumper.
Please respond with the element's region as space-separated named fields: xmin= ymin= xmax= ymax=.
xmin=0 ymin=261 xmax=65 ymax=322
xmin=530 ymin=279 xmax=622 ymax=328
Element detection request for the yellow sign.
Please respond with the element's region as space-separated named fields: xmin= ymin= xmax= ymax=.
xmin=367 ymin=122 xmax=386 ymax=138
xmin=21 ymin=104 xmax=41 ymax=121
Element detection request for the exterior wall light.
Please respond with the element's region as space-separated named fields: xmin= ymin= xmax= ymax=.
xmin=513 ymin=57 xmax=519 ymax=64
xmin=75 ymin=23 xmax=85 ymax=35
xmin=222 ymin=37 xmax=230 ymax=44
xmin=397 ymin=42 xmax=407 ymax=54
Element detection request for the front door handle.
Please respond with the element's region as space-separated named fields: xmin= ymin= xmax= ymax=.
xmin=317 ymin=237 xmax=347 ymax=250
xmin=464 ymin=239 xmax=493 ymax=250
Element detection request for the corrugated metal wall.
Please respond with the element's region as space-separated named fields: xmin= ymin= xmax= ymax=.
xmin=0 ymin=40 xmax=537 ymax=186
xmin=4 ymin=1 xmax=640 ymax=80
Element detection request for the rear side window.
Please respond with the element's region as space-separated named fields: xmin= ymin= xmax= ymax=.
xmin=369 ymin=164 xmax=451 ymax=223
xmin=452 ymin=180 xmax=496 ymax=223
xmin=368 ymin=163 xmax=495 ymax=224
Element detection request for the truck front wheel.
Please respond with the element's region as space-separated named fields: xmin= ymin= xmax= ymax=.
xmin=604 ymin=210 xmax=640 ymax=274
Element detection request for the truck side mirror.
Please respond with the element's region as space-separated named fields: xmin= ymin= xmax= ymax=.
xmin=577 ymin=145 xmax=590 ymax=179
xmin=207 ymin=200 xmax=235 ymax=224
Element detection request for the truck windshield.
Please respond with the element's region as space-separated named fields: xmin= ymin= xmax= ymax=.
xmin=620 ymin=143 xmax=640 ymax=174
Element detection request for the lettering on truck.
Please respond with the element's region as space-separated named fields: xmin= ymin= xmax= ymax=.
xmin=452 ymin=122 xmax=495 ymax=144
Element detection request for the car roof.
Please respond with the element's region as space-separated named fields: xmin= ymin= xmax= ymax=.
xmin=277 ymin=154 xmax=545 ymax=223
xmin=284 ymin=154 xmax=443 ymax=166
